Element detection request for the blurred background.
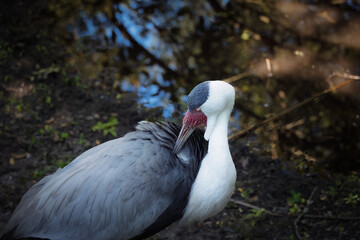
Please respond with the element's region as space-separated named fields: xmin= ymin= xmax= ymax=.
xmin=1 ymin=0 xmax=360 ymax=239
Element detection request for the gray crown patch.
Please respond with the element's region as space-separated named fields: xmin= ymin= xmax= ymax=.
xmin=188 ymin=81 xmax=210 ymax=110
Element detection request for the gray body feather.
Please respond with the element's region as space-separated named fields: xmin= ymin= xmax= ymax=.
xmin=2 ymin=122 xmax=207 ymax=240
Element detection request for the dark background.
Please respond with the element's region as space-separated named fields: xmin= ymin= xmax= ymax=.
xmin=1 ymin=0 xmax=359 ymax=239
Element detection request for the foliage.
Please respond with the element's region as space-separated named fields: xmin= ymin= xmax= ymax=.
xmin=289 ymin=203 xmax=301 ymax=215
xmin=243 ymin=208 xmax=265 ymax=226
xmin=31 ymin=166 xmax=53 ymax=180
xmin=51 ymin=157 xmax=72 ymax=168
xmin=31 ymin=64 xmax=60 ymax=81
xmin=287 ymin=190 xmax=305 ymax=205
xmin=343 ymin=193 xmax=360 ymax=205
xmin=287 ymin=190 xmax=306 ymax=215
xmin=91 ymin=116 xmax=119 ymax=137
xmin=240 ymin=189 xmax=249 ymax=199
xmin=78 ymin=133 xmax=86 ymax=145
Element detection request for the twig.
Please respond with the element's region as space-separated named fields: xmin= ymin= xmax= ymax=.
xmin=294 ymin=187 xmax=318 ymax=240
xmin=327 ymin=72 xmax=360 ymax=81
xmin=230 ymin=198 xmax=360 ymax=221
xmin=228 ymin=72 xmax=360 ymax=141
xmin=230 ymin=198 xmax=283 ymax=217
xmin=302 ymin=214 xmax=360 ymax=221
xmin=222 ymin=71 xmax=252 ymax=83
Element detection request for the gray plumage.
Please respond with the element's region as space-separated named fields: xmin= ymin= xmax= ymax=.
xmin=1 ymin=122 xmax=207 ymax=240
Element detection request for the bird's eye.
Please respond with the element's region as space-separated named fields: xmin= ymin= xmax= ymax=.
xmin=195 ymin=107 xmax=201 ymax=112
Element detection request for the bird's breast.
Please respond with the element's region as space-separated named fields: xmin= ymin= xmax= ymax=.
xmin=179 ymin=152 xmax=236 ymax=225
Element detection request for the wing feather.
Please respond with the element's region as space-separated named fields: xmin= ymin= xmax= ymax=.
xmin=2 ymin=122 xmax=207 ymax=240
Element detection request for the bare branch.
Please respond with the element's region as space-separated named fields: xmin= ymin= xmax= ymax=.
xmin=222 ymin=71 xmax=251 ymax=83
xmin=230 ymin=198 xmax=284 ymax=217
xmin=230 ymin=196 xmax=360 ymax=222
xmin=302 ymin=214 xmax=360 ymax=221
xmin=227 ymin=72 xmax=360 ymax=141
xmin=294 ymin=187 xmax=318 ymax=240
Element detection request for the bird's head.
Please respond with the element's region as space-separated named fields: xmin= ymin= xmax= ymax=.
xmin=173 ymin=80 xmax=235 ymax=153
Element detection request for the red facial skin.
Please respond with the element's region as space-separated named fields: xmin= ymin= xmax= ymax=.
xmin=173 ymin=109 xmax=207 ymax=153
xmin=183 ymin=110 xmax=207 ymax=128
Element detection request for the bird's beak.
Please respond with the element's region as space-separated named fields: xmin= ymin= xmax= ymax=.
xmin=173 ymin=123 xmax=195 ymax=154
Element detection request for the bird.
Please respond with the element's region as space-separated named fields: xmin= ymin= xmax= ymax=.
xmin=1 ymin=80 xmax=236 ymax=240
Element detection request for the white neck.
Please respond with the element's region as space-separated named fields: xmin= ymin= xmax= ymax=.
xmin=207 ymin=109 xmax=231 ymax=157
xmin=180 ymin=107 xmax=236 ymax=225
